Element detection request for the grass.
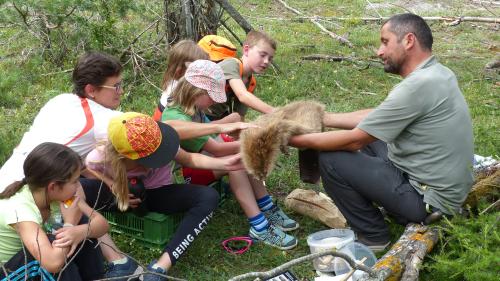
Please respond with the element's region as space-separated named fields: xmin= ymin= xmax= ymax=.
xmin=1 ymin=0 xmax=499 ymax=280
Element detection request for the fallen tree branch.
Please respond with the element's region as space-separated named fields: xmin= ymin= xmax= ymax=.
xmin=327 ymin=16 xmax=500 ymax=24
xmin=358 ymin=223 xmax=439 ymax=281
xmin=301 ymin=54 xmax=353 ymax=62
xmin=276 ymin=0 xmax=353 ymax=47
xmin=229 ymin=249 xmax=375 ymax=281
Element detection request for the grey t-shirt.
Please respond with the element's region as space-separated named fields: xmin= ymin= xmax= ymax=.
xmin=358 ymin=56 xmax=474 ymax=214
xmin=206 ymin=58 xmax=253 ymax=119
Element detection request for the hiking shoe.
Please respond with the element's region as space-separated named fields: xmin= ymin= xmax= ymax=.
xmin=104 ymin=257 xmax=139 ymax=281
xmin=143 ymin=260 xmax=168 ymax=281
xmin=356 ymin=234 xmax=391 ymax=253
xmin=249 ymin=224 xmax=298 ymax=250
xmin=264 ymin=206 xmax=299 ymax=231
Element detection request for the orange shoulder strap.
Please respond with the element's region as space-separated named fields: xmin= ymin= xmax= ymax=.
xmin=233 ymin=58 xmax=257 ymax=94
xmin=64 ymin=97 xmax=94 ymax=146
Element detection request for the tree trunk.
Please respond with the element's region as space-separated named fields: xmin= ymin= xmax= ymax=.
xmin=163 ymin=0 xmax=222 ymax=44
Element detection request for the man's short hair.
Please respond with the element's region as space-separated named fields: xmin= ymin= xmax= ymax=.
xmin=385 ymin=13 xmax=433 ymax=51
xmin=72 ymin=52 xmax=123 ymax=98
xmin=244 ymin=30 xmax=277 ymax=50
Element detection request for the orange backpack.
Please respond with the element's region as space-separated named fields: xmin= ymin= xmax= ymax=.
xmin=198 ymin=35 xmax=256 ymax=94
xmin=198 ymin=35 xmax=237 ymax=62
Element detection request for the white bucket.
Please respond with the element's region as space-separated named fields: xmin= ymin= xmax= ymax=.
xmin=307 ymin=229 xmax=355 ymax=272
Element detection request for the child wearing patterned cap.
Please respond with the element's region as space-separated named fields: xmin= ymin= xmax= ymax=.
xmin=162 ymin=59 xmax=299 ymax=251
xmin=85 ymin=112 xmax=243 ymax=281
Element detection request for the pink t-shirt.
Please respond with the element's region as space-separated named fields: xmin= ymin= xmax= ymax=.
xmin=85 ymin=145 xmax=175 ymax=189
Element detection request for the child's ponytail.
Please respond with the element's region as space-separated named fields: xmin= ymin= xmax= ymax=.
xmin=0 ymin=179 xmax=25 ymax=199
xmin=106 ymin=143 xmax=130 ymax=211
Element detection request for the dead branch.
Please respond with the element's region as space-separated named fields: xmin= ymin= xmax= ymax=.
xmin=480 ymin=198 xmax=500 ymax=215
xmin=301 ymin=54 xmax=353 ymax=62
xmin=276 ymin=0 xmax=353 ymax=47
xmin=327 ymin=16 xmax=500 ymax=24
xmin=471 ymin=0 xmax=500 ymax=7
xmin=214 ymin=0 xmax=253 ymax=33
xmin=358 ymin=224 xmax=439 ymax=281
xmin=228 ymin=249 xmax=375 ymax=281
xmin=120 ymin=18 xmax=161 ymax=59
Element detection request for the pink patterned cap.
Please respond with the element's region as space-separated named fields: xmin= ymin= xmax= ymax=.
xmin=185 ymin=59 xmax=227 ymax=103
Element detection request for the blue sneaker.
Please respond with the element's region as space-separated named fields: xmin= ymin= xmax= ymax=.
xmin=249 ymin=224 xmax=298 ymax=250
xmin=104 ymin=257 xmax=139 ymax=281
xmin=143 ymin=260 xmax=168 ymax=281
xmin=264 ymin=206 xmax=299 ymax=231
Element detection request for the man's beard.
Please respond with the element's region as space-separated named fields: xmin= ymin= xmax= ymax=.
xmin=383 ymin=58 xmax=402 ymax=74
xmin=382 ymin=51 xmax=406 ymax=75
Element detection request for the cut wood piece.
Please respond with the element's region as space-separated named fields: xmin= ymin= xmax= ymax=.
xmin=357 ymin=223 xmax=439 ymax=281
xmin=285 ymin=188 xmax=346 ymax=228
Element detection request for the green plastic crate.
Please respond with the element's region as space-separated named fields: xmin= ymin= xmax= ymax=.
xmin=103 ymin=180 xmax=229 ymax=248
xmin=103 ymin=211 xmax=183 ymax=248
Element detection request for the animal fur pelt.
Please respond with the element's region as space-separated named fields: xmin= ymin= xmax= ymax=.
xmin=240 ymin=100 xmax=325 ymax=181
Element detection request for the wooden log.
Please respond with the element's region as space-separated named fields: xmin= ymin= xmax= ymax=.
xmin=464 ymin=169 xmax=500 ymax=208
xmin=358 ymin=224 xmax=439 ymax=281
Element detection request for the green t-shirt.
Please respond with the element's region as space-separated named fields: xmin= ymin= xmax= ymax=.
xmin=161 ymin=106 xmax=213 ymax=152
xmin=358 ymin=56 xmax=474 ymax=214
xmin=206 ymin=58 xmax=254 ymax=119
xmin=0 ymin=185 xmax=42 ymax=263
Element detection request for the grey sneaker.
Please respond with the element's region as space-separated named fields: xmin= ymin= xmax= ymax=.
xmin=264 ymin=206 xmax=299 ymax=231
xmin=356 ymin=234 xmax=391 ymax=253
xmin=249 ymin=224 xmax=298 ymax=250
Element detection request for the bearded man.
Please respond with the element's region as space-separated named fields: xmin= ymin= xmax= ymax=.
xmin=290 ymin=13 xmax=474 ymax=252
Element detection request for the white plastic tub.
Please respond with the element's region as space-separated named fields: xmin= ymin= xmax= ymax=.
xmin=307 ymin=229 xmax=355 ymax=272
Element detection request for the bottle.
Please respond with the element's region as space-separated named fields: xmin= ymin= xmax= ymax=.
xmin=44 ymin=211 xmax=63 ymax=234
xmin=128 ymin=177 xmax=148 ymax=216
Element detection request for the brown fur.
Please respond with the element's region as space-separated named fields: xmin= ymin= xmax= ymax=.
xmin=240 ymin=101 xmax=325 ymax=180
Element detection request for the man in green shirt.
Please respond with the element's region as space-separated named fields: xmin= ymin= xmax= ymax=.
xmin=290 ymin=13 xmax=473 ymax=252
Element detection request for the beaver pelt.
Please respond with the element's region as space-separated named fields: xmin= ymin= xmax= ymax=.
xmin=240 ymin=100 xmax=325 ymax=181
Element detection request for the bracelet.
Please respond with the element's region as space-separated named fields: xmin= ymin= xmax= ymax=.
xmin=63 ymin=223 xmax=74 ymax=227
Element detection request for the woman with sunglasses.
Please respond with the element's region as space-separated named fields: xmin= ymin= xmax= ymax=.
xmin=0 ymin=51 xmax=255 ymax=280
